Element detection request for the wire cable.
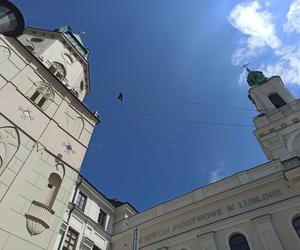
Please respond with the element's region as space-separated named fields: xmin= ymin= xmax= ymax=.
xmin=112 ymin=92 xmax=275 ymax=113
xmin=101 ymin=114 xmax=254 ymax=128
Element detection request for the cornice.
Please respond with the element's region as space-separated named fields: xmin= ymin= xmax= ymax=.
xmin=112 ymin=166 xmax=286 ymax=237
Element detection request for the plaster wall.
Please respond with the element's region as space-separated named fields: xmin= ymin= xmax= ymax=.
xmin=0 ymin=34 xmax=97 ymax=250
xmin=18 ymin=33 xmax=87 ymax=100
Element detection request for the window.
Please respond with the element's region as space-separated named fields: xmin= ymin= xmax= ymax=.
xmin=49 ymin=61 xmax=66 ymax=80
xmin=25 ymin=45 xmax=34 ymax=52
xmin=98 ymin=210 xmax=107 ymax=228
xmin=293 ymin=217 xmax=300 ymax=238
xmin=63 ymin=228 xmax=78 ymax=250
xmin=92 ymin=245 xmax=101 ymax=250
xmin=75 ymin=191 xmax=87 ymax=211
xmin=63 ymin=53 xmax=74 ymax=65
xmin=30 ymin=37 xmax=43 ymax=43
xmin=80 ymin=80 xmax=84 ymax=91
xmin=268 ymin=93 xmax=287 ymax=109
xmin=29 ymin=84 xmax=54 ymax=110
xmin=229 ymin=234 xmax=250 ymax=250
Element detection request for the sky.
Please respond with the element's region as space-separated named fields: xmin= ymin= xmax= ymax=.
xmin=13 ymin=0 xmax=300 ymax=211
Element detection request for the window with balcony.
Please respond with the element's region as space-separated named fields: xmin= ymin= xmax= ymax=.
xmin=75 ymin=191 xmax=87 ymax=211
xmin=49 ymin=61 xmax=66 ymax=81
xmin=98 ymin=210 xmax=107 ymax=229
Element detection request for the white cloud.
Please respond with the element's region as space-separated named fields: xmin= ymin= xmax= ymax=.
xmin=265 ymin=0 xmax=277 ymax=7
xmin=229 ymin=0 xmax=300 ymax=88
xmin=261 ymin=45 xmax=300 ymax=85
xmin=209 ymin=160 xmax=232 ymax=183
xmin=284 ymin=0 xmax=300 ymax=33
xmin=228 ymin=1 xmax=281 ymax=65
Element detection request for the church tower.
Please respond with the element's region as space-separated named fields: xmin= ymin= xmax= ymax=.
xmin=247 ymin=68 xmax=300 ymax=165
xmin=0 ymin=26 xmax=99 ymax=250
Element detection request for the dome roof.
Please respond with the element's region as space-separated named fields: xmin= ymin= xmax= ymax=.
xmin=246 ymin=68 xmax=269 ymax=87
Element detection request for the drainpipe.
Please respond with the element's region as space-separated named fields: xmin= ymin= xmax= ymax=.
xmin=57 ymin=174 xmax=83 ymax=250
xmin=133 ymin=228 xmax=139 ymax=250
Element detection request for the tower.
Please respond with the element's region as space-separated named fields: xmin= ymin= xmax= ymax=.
xmin=247 ymin=68 xmax=300 ymax=164
xmin=0 ymin=26 xmax=99 ymax=250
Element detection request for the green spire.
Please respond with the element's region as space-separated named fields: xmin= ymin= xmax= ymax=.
xmin=246 ymin=67 xmax=269 ymax=87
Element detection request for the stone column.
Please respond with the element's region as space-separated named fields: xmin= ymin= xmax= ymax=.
xmin=251 ymin=214 xmax=283 ymax=250
xmin=197 ymin=232 xmax=217 ymax=250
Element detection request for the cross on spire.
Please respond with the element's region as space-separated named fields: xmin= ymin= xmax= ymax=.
xmin=240 ymin=63 xmax=251 ymax=72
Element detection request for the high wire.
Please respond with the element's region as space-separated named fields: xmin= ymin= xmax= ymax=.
xmin=112 ymin=92 xmax=275 ymax=113
xmin=102 ymin=114 xmax=254 ymax=128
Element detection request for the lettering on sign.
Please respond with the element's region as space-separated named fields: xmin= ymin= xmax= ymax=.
xmin=140 ymin=188 xmax=282 ymax=243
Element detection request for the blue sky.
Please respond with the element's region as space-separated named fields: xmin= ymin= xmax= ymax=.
xmin=14 ymin=0 xmax=300 ymax=211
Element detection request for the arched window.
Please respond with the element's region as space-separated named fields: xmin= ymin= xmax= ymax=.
xmin=29 ymin=84 xmax=54 ymax=110
xmin=293 ymin=217 xmax=300 ymax=238
xmin=49 ymin=61 xmax=66 ymax=80
xmin=229 ymin=234 xmax=250 ymax=250
xmin=268 ymin=93 xmax=287 ymax=108
xmin=25 ymin=45 xmax=34 ymax=52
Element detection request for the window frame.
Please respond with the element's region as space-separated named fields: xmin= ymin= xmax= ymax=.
xmin=49 ymin=61 xmax=66 ymax=81
xmin=92 ymin=245 xmax=101 ymax=250
xmin=98 ymin=209 xmax=107 ymax=229
xmin=75 ymin=191 xmax=87 ymax=212
xmin=63 ymin=227 xmax=79 ymax=250
xmin=29 ymin=83 xmax=54 ymax=111
xmin=268 ymin=93 xmax=287 ymax=109
xmin=229 ymin=233 xmax=250 ymax=250
xmin=293 ymin=216 xmax=300 ymax=238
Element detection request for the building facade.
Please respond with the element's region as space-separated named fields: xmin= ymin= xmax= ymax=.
xmin=55 ymin=178 xmax=137 ymax=250
xmin=0 ymin=26 xmax=99 ymax=250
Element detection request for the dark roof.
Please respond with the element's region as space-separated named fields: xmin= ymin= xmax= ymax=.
xmin=108 ymin=198 xmax=125 ymax=207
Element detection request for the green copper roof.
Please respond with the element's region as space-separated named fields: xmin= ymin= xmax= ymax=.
xmin=55 ymin=25 xmax=89 ymax=59
xmin=246 ymin=67 xmax=269 ymax=87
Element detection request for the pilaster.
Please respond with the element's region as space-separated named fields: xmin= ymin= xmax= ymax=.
xmin=251 ymin=214 xmax=283 ymax=250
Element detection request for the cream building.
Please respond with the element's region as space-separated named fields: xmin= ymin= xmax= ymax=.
xmin=0 ymin=26 xmax=99 ymax=250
